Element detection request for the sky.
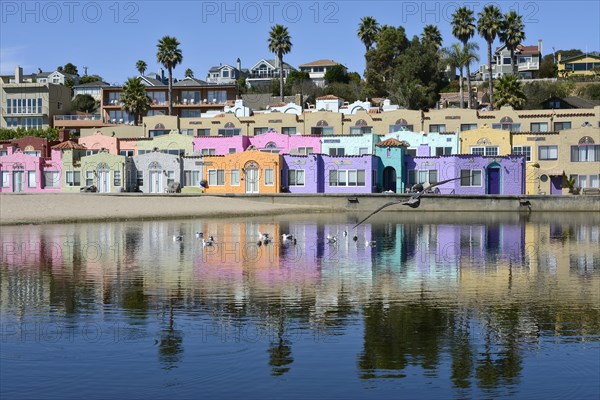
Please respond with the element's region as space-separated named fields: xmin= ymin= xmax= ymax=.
xmin=1 ymin=0 xmax=599 ymax=84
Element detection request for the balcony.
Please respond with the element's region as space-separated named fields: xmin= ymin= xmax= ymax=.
xmin=247 ymin=71 xmax=285 ymax=80
xmin=53 ymin=114 xmax=104 ymax=128
xmin=518 ymin=61 xmax=539 ymax=71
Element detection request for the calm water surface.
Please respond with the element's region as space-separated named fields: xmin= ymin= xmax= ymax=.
xmin=1 ymin=212 xmax=599 ymax=399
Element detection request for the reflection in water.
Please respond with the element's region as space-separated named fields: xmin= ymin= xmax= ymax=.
xmin=1 ymin=213 xmax=599 ymax=398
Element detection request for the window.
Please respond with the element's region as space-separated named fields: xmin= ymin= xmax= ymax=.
xmin=329 ymin=148 xmax=345 ymax=156
xmin=66 ymin=171 xmax=81 ymax=186
xmin=591 ymin=175 xmax=600 ymax=188
xmin=264 ymin=168 xmax=274 ymax=185
xmin=217 ymin=128 xmax=241 ymax=136
xmin=282 ymin=127 xmax=296 ymax=135
xmin=350 ymin=126 xmax=373 ymax=134
xmin=201 ymin=148 xmax=216 ymax=155
xmin=436 ymin=147 xmax=452 ymax=156
xmin=184 ymin=170 xmax=200 ymax=186
xmin=460 ymin=170 xmax=482 ymax=186
xmin=136 ymin=171 xmax=143 ymax=188
xmin=230 ymin=169 xmax=240 ymax=186
xmin=539 ymin=146 xmax=558 ymax=160
xmin=530 ymin=122 xmax=548 ymax=132
xmin=24 ymin=150 xmax=41 ymax=157
xmin=208 ymin=169 xmax=225 ymax=186
xmin=254 ymin=127 xmax=269 ymax=135
xmin=166 ymin=171 xmax=174 ymax=187
xmin=328 ymin=169 xmax=365 ymax=186
xmin=86 ymin=171 xmax=94 ymax=186
xmin=429 ymin=124 xmax=446 ymax=133
xmin=108 ymin=110 xmax=134 ymax=124
xmin=120 ymin=150 xmax=134 ymax=157
xmin=207 ymin=90 xmax=227 ymax=104
xmin=554 ymin=121 xmax=571 ymax=131
xmin=262 ymin=142 xmax=280 ymax=153
xmin=389 ymin=119 xmax=413 ymax=132
xmin=408 ymin=170 xmax=438 ymax=185
xmin=197 ymin=129 xmax=211 ymax=137
xmin=512 ymin=146 xmax=532 ymax=162
xmin=180 ymin=129 xmax=195 ymax=136
xmin=296 ymin=147 xmax=314 ymax=155
xmin=571 ymin=145 xmax=600 ymax=162
xmin=460 ymin=124 xmax=477 ymax=131
xmin=471 ymin=146 xmax=499 ymax=156
xmin=182 ymin=91 xmax=201 ymax=104
xmin=492 ymin=122 xmax=521 ymax=132
xmin=43 ymin=171 xmax=60 ymax=188
xmin=228 ymin=148 xmax=236 ymax=154
xmin=359 ymin=147 xmax=369 ymax=156
xmin=1 ymin=172 xmax=9 ymax=187
xmin=28 ymin=171 xmax=37 ymax=188
xmin=114 ymin=171 xmax=122 ymax=186
xmin=288 ymin=170 xmax=305 ymax=186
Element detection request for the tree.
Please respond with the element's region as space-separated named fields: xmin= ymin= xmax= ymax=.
xmin=494 ymin=74 xmax=526 ymax=109
xmin=71 ymin=94 xmax=98 ymax=113
xmin=477 ymin=5 xmax=503 ymax=109
xmin=268 ymin=24 xmax=292 ymax=102
xmin=357 ymin=16 xmax=380 ymax=81
xmin=324 ymin=65 xmax=350 ymax=84
xmin=523 ymin=81 xmax=574 ymax=109
xmin=451 ymin=7 xmax=476 ymax=108
xmin=120 ymin=77 xmax=152 ymax=125
xmin=156 ymin=36 xmax=183 ymax=116
xmin=59 ymin=63 xmax=78 ymax=76
xmin=538 ymin=54 xmax=557 ymax=78
xmin=364 ymin=25 xmax=410 ymax=97
xmin=584 ymin=83 xmax=600 ymax=100
xmin=500 ymin=11 xmax=526 ymax=76
xmin=79 ymin=75 xmax=104 ymax=85
xmin=422 ymin=24 xmax=443 ymax=50
xmin=136 ymin=60 xmax=147 ymax=76
xmin=185 ymin=68 xmax=194 ymax=78
xmin=442 ymin=43 xmax=479 ymax=109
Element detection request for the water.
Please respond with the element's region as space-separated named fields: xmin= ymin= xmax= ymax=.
xmin=1 ymin=212 xmax=599 ymax=399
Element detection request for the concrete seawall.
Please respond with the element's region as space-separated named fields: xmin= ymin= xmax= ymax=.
xmin=1 ymin=193 xmax=598 ymax=226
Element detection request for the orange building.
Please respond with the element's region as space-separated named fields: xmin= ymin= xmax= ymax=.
xmin=202 ymin=150 xmax=282 ymax=194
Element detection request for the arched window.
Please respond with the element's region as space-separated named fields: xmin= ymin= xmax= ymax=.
xmin=154 ymin=123 xmax=165 ymax=129
xmin=355 ymin=119 xmax=368 ymax=126
xmin=316 ymin=120 xmax=328 ymax=127
xmin=97 ymin=162 xmax=110 ymax=171
xmin=265 ymin=142 xmax=277 ymax=149
xmin=395 ymin=118 xmax=408 ymax=126
xmin=500 ymin=116 xmax=513 ymax=123
xmin=578 ymin=136 xmax=595 ymax=145
xmin=224 ymin=122 xmax=235 ymax=128
xmin=148 ymin=161 xmax=162 ymax=170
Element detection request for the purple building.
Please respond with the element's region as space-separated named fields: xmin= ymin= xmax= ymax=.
xmin=282 ymin=154 xmax=320 ymax=193
xmin=405 ymin=145 xmax=525 ymax=195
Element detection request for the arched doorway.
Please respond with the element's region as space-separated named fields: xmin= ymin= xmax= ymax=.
xmin=97 ymin=162 xmax=111 ymax=193
xmin=244 ymin=161 xmax=259 ymax=194
xmin=486 ymin=162 xmax=501 ymax=194
xmin=148 ymin=161 xmax=163 ymax=193
xmin=382 ymin=166 xmax=397 ymax=192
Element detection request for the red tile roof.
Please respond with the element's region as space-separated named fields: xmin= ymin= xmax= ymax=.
xmin=316 ymin=95 xmax=343 ymax=100
xmin=376 ymin=138 xmax=409 ymax=148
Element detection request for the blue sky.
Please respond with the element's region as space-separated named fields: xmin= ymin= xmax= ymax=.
xmin=1 ymin=0 xmax=599 ymax=84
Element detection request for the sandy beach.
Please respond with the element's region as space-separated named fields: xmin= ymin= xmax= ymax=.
xmin=0 ymin=193 xmax=327 ymax=225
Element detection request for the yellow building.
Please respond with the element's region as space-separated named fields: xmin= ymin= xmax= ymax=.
xmin=202 ymin=150 xmax=281 ymax=194
xmin=557 ymin=53 xmax=600 ymax=77
xmin=458 ymin=124 xmax=512 ymax=156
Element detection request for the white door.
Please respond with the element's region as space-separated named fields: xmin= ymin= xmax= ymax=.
xmin=12 ymin=171 xmax=24 ymax=192
xmin=97 ymin=171 xmax=110 ymax=193
xmin=245 ymin=168 xmax=259 ymax=194
xmin=149 ymin=171 xmax=162 ymax=193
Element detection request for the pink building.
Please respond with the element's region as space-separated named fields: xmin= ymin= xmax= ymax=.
xmin=193 ymin=135 xmax=250 ymax=155
xmin=248 ymin=130 xmax=321 ymax=155
xmin=79 ymin=131 xmax=120 ymax=155
xmin=0 ymin=147 xmax=62 ymax=192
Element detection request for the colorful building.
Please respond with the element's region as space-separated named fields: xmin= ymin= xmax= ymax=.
xmin=375 ymin=138 xmax=408 ymax=193
xmin=194 ymin=135 xmax=250 ymax=155
xmin=202 ymin=150 xmax=281 ymax=194
xmin=132 ymin=151 xmax=183 ymax=193
xmin=0 ymin=147 xmax=62 ymax=192
xmin=322 ymin=154 xmax=378 ymax=194
xmin=248 ymin=130 xmax=321 ymax=155
xmin=80 ymin=151 xmax=132 ymax=193
xmin=282 ymin=154 xmax=320 ymax=193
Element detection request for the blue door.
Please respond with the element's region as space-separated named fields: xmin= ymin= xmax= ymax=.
xmin=487 ymin=167 xmax=501 ymax=194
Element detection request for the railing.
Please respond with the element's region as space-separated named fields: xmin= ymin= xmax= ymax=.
xmin=247 ymin=72 xmax=285 ymax=79
xmin=518 ymin=61 xmax=539 ymax=71
xmin=54 ymin=115 xmax=102 ymax=121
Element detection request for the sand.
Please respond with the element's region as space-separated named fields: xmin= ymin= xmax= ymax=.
xmin=0 ymin=193 xmax=326 ymax=225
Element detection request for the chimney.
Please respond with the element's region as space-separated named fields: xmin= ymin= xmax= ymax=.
xmin=15 ymin=66 xmax=23 ymax=83
xmin=538 ymin=39 xmax=542 ymax=56
xmin=236 ymin=57 xmax=241 ymax=72
xmin=160 ymin=68 xmax=165 ymax=83
xmin=59 ymin=130 xmax=70 ymax=142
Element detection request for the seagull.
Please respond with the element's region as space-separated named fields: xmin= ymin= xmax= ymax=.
xmin=202 ymin=238 xmax=214 ymax=247
xmin=327 ymin=234 xmax=337 ymax=244
xmin=352 ymin=176 xmax=467 ymax=229
xmin=343 ymin=229 xmax=348 ymax=237
xmin=208 ymin=235 xmax=215 ymax=242
xmin=258 ymin=232 xmax=270 ymax=240
xmin=282 ymin=233 xmax=293 ymax=241
xmin=365 ymin=240 xmax=376 ymax=247
xmin=195 ymin=232 xmax=203 ymax=239
xmin=173 ymin=235 xmax=183 ymax=241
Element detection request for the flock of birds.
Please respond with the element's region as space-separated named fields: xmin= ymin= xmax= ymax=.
xmin=171 ymin=178 xmax=465 ymax=249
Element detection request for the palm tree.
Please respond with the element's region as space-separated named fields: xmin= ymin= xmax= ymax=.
xmin=422 ymin=24 xmax=443 ymax=50
xmin=156 ymin=36 xmax=183 ymax=116
xmin=442 ymin=43 xmax=480 ymax=109
xmin=494 ymin=74 xmax=526 ymax=109
xmin=136 ymin=60 xmax=147 ymax=76
xmin=451 ymin=7 xmax=476 ymax=108
xmin=477 ymin=5 xmax=503 ymax=109
xmin=268 ymin=24 xmax=292 ymax=102
xmin=500 ymin=11 xmax=526 ymax=76
xmin=120 ymin=77 xmax=152 ymax=125
xmin=357 ymin=16 xmax=380 ymax=52
xmin=185 ymin=68 xmax=194 ymax=78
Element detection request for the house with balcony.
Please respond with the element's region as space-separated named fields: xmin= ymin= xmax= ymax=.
xmin=478 ymin=41 xmax=542 ymax=79
xmin=298 ymin=59 xmax=346 ymax=88
xmin=206 ymin=59 xmax=247 ymax=85
xmin=557 ymin=52 xmax=600 ymax=77
xmin=1 ymin=66 xmax=72 ymax=130
xmin=246 ymin=59 xmax=295 ymax=89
